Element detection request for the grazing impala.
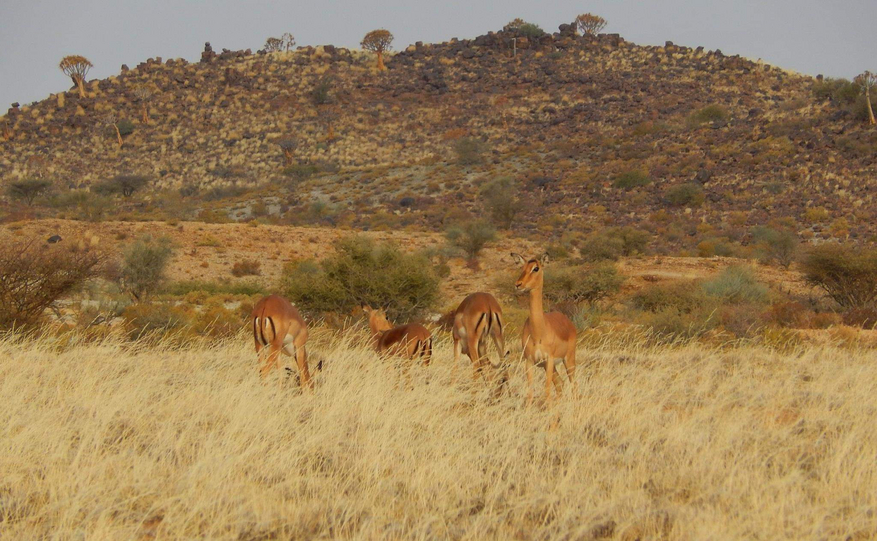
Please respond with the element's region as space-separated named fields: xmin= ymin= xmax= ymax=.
xmin=251 ymin=294 xmax=312 ymax=389
xmin=451 ymin=292 xmax=509 ymax=387
xmin=511 ymin=253 xmax=578 ymax=405
xmin=362 ymin=305 xmax=432 ymax=364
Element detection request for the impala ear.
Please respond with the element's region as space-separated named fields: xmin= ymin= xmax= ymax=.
xmin=540 ymin=253 xmax=550 ymax=266
xmin=361 ymin=304 xmax=373 ymax=314
xmin=510 ymin=252 xmax=526 ymax=265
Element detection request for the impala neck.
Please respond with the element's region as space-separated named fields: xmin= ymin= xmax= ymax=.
xmin=528 ymin=284 xmax=547 ymax=340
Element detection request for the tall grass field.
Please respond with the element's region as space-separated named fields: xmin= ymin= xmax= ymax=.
xmin=1 ymin=330 xmax=875 ymax=539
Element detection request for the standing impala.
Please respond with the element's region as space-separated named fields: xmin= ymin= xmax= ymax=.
xmin=362 ymin=305 xmax=432 ymax=364
xmin=511 ymin=253 xmax=578 ymax=405
xmin=251 ymin=294 xmax=312 ymax=389
xmin=451 ymin=292 xmax=509 ymax=389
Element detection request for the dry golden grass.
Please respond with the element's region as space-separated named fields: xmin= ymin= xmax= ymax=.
xmin=1 ymin=330 xmax=876 ymax=540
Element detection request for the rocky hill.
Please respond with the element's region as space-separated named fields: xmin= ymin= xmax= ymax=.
xmin=2 ymin=22 xmax=876 ymax=251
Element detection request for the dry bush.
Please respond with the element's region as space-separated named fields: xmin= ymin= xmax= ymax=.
xmin=1 ymin=333 xmax=876 ymax=539
xmin=802 ymin=244 xmax=877 ymax=310
xmin=0 ymin=239 xmax=103 ymax=330
xmin=231 ymin=259 xmax=261 ymax=277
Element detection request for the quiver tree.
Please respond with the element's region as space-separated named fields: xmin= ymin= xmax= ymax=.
xmin=278 ymin=138 xmax=297 ymax=165
xmin=280 ymin=32 xmax=296 ymax=52
xmin=575 ymin=13 xmax=607 ymax=36
xmin=319 ymin=107 xmax=339 ymax=142
xmin=264 ymin=37 xmax=283 ymax=52
xmin=361 ymin=29 xmax=393 ymax=71
xmin=100 ymin=114 xmax=123 ymax=148
xmin=2 ymin=120 xmax=10 ymax=141
xmin=132 ymin=84 xmax=154 ymax=124
xmin=59 ymin=55 xmax=93 ymax=98
xmin=856 ymin=71 xmax=876 ymax=125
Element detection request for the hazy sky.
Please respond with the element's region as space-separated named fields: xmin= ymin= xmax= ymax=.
xmin=2 ymin=0 xmax=876 ymax=110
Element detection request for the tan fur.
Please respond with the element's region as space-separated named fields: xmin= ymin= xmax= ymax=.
xmin=363 ymin=306 xmax=432 ymax=365
xmin=450 ymin=292 xmax=508 ymax=392
xmin=512 ymin=253 xmax=578 ymax=406
xmin=251 ymin=294 xmax=312 ymax=389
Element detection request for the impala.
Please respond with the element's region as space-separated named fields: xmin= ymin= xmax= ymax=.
xmin=251 ymin=294 xmax=312 ymax=388
xmin=511 ymin=253 xmax=578 ymax=405
xmin=451 ymin=292 xmax=509 ymax=388
xmin=362 ymin=305 xmax=432 ymax=364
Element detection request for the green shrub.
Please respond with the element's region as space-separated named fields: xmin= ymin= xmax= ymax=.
xmin=445 ymin=220 xmax=497 ymax=260
xmin=311 ymin=77 xmax=333 ymax=105
xmin=281 ymin=237 xmax=441 ymax=320
xmin=687 ymin=105 xmax=728 ymax=126
xmin=580 ymin=227 xmax=651 ymax=261
xmin=5 ymin=178 xmax=52 ymax=205
xmin=751 ymin=226 xmax=798 ymax=268
xmin=282 ymin=164 xmax=320 ymax=181
xmin=543 ymin=264 xmax=624 ymax=305
xmin=517 ymin=23 xmax=545 ymax=38
xmin=92 ymin=174 xmax=150 ymax=198
xmin=664 ymin=183 xmax=705 ymax=207
xmin=480 ymin=177 xmax=522 ymax=229
xmin=119 ymin=236 xmax=175 ymax=302
xmin=163 ymin=280 xmax=266 ymax=297
xmin=453 ymin=137 xmax=488 ymax=166
xmin=117 ymin=119 xmax=135 ymax=136
xmin=702 ymin=266 xmax=769 ymax=304
xmin=632 ymin=281 xmax=709 ymax=315
xmin=612 ymin=170 xmax=651 ymax=190
xmin=802 ymin=244 xmax=877 ymax=310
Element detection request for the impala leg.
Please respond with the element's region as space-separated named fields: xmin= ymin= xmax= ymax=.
xmin=552 ymin=367 xmax=564 ymax=396
xmin=565 ymin=349 xmax=578 ymax=398
xmin=525 ymin=357 xmax=535 ymax=407
xmin=295 ymin=337 xmax=312 ymax=390
xmin=545 ymin=359 xmax=556 ymax=407
xmin=468 ymin=335 xmax=482 ymax=383
xmin=452 ymin=337 xmax=462 ymax=382
xmin=261 ymin=344 xmax=282 ymax=379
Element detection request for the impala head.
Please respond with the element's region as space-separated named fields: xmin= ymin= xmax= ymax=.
xmin=362 ymin=304 xmax=392 ymax=332
xmin=511 ymin=253 xmax=549 ymax=292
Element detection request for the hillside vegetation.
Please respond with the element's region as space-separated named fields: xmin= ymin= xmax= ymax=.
xmin=2 ymin=22 xmax=876 ymax=252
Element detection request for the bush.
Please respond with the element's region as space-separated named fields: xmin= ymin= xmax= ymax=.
xmin=802 ymin=244 xmax=877 ymax=310
xmin=311 ymin=77 xmax=333 ymax=105
xmin=580 ymin=227 xmax=651 ymax=261
xmin=117 ymin=119 xmax=135 ymax=136
xmin=281 ymin=237 xmax=441 ymax=321
xmin=119 ymin=236 xmax=175 ymax=301
xmin=517 ymin=23 xmax=545 ymax=38
xmin=612 ymin=170 xmax=651 ymax=190
xmin=231 ymin=259 xmax=261 ymax=277
xmin=445 ymin=220 xmax=497 ymax=260
xmin=688 ymin=105 xmax=728 ymax=126
xmin=702 ymin=266 xmax=769 ymax=304
xmin=282 ymin=164 xmax=320 ymax=181
xmin=632 ymin=282 xmax=709 ymax=315
xmin=664 ymin=183 xmax=705 ymax=207
xmin=543 ymin=264 xmax=624 ymax=305
xmin=480 ymin=177 xmax=522 ymax=229
xmin=751 ymin=226 xmax=798 ymax=268
xmin=163 ymin=280 xmax=266 ymax=297
xmin=453 ymin=137 xmax=488 ymax=166
xmin=6 ymin=178 xmax=52 ymax=205
xmin=92 ymin=174 xmax=150 ymax=198
xmin=0 ymin=239 xmax=104 ymax=330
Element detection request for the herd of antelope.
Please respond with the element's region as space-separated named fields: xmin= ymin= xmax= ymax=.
xmin=251 ymin=253 xmax=577 ymax=404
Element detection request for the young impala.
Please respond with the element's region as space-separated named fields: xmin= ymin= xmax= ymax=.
xmin=362 ymin=305 xmax=433 ymax=364
xmin=451 ymin=292 xmax=509 ymax=390
xmin=251 ymin=294 xmax=312 ymax=389
xmin=511 ymin=253 xmax=578 ymax=406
